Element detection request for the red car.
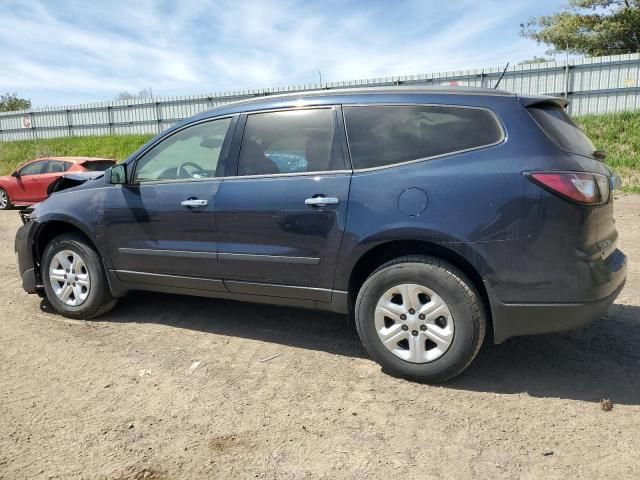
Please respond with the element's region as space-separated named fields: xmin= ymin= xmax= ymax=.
xmin=0 ymin=157 xmax=115 ymax=209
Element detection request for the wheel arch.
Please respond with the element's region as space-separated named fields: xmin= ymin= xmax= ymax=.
xmin=32 ymin=216 xmax=114 ymax=285
xmin=347 ymin=239 xmax=493 ymax=339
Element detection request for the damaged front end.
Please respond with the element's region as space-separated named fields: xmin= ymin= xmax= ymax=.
xmin=47 ymin=171 xmax=105 ymax=196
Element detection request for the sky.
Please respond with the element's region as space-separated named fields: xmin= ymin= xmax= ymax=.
xmin=0 ymin=0 xmax=567 ymax=107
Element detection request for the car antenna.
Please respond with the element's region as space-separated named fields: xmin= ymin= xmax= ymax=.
xmin=494 ymin=62 xmax=510 ymax=89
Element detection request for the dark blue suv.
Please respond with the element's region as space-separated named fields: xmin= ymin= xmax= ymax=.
xmin=15 ymin=87 xmax=627 ymax=381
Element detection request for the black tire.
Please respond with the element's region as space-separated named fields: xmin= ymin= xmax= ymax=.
xmin=354 ymin=255 xmax=485 ymax=382
xmin=0 ymin=188 xmax=11 ymax=210
xmin=41 ymin=233 xmax=117 ymax=319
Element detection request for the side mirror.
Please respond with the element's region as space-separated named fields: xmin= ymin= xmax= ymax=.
xmin=110 ymin=164 xmax=127 ymax=184
xmin=11 ymin=171 xmax=19 ymax=178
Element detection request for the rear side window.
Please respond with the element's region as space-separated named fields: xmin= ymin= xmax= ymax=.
xmin=527 ymin=105 xmax=595 ymax=158
xmin=237 ymin=108 xmax=343 ymax=176
xmin=344 ymin=105 xmax=504 ymax=169
xmin=45 ymin=160 xmax=70 ymax=173
xmin=83 ymin=160 xmax=115 ymax=171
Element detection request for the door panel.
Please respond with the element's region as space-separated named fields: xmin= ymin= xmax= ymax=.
xmin=12 ymin=160 xmax=48 ymax=202
xmin=104 ymin=180 xmax=221 ymax=278
xmin=216 ymin=173 xmax=351 ymax=291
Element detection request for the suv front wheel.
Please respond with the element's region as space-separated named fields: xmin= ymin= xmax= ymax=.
xmin=42 ymin=233 xmax=117 ymax=319
xmin=354 ymin=255 xmax=485 ymax=382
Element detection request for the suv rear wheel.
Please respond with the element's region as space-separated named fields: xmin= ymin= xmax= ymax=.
xmin=42 ymin=233 xmax=117 ymax=319
xmin=354 ymin=255 xmax=485 ymax=382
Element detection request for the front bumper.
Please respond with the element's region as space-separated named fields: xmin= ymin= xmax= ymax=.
xmin=15 ymin=218 xmax=41 ymax=294
xmin=490 ymin=248 xmax=627 ymax=343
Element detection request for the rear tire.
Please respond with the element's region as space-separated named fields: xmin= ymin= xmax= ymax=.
xmin=0 ymin=188 xmax=11 ymax=210
xmin=354 ymin=255 xmax=485 ymax=382
xmin=42 ymin=233 xmax=117 ymax=319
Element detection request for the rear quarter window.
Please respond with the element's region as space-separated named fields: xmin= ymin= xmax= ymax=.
xmin=527 ymin=104 xmax=595 ymax=158
xmin=344 ymin=105 xmax=504 ymax=169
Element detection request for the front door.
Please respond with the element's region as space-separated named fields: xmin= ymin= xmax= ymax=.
xmin=103 ymin=116 xmax=236 ymax=282
xmin=11 ymin=160 xmax=49 ymax=202
xmin=215 ymin=107 xmax=352 ymax=301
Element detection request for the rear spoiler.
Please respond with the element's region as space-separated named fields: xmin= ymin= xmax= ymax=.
xmin=517 ymin=94 xmax=569 ymax=109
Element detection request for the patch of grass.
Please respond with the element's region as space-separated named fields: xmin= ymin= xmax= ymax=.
xmin=577 ymin=111 xmax=640 ymax=192
xmin=0 ymin=134 xmax=153 ymax=175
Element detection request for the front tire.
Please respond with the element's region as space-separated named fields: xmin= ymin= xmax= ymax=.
xmin=0 ymin=188 xmax=11 ymax=210
xmin=42 ymin=233 xmax=117 ymax=319
xmin=354 ymin=255 xmax=485 ymax=382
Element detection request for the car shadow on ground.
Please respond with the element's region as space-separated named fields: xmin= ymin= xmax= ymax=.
xmin=41 ymin=293 xmax=640 ymax=404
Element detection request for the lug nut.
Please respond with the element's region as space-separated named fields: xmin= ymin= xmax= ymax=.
xmin=401 ymin=325 xmax=408 ymax=331
xmin=411 ymin=330 xmax=418 ymax=336
xmin=419 ymin=314 xmax=425 ymax=320
xmin=420 ymin=325 xmax=427 ymax=331
xmin=409 ymin=308 xmax=415 ymax=315
xmin=400 ymin=314 xmax=407 ymax=320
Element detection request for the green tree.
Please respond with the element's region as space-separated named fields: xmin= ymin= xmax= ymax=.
xmin=115 ymin=88 xmax=153 ymax=101
xmin=0 ymin=93 xmax=32 ymax=112
xmin=521 ymin=0 xmax=640 ymax=56
xmin=518 ymin=56 xmax=553 ymax=65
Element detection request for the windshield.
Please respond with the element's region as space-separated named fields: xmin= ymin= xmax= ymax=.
xmin=528 ymin=104 xmax=595 ymax=158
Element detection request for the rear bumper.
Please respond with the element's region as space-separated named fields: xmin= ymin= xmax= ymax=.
xmin=490 ymin=248 xmax=627 ymax=343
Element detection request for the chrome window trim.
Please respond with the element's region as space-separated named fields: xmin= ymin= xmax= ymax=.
xmin=342 ymin=103 xmax=507 ymax=173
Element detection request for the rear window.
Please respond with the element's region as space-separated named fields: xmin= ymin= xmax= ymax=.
xmin=83 ymin=160 xmax=115 ymax=171
xmin=344 ymin=105 xmax=504 ymax=169
xmin=527 ymin=105 xmax=595 ymax=158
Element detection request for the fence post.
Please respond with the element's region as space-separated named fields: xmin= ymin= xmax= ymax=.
xmin=66 ymin=109 xmax=73 ymax=137
xmin=107 ymin=106 xmax=114 ymax=135
xmin=155 ymin=101 xmax=162 ymax=134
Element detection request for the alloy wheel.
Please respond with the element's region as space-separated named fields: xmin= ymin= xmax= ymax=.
xmin=49 ymin=250 xmax=91 ymax=306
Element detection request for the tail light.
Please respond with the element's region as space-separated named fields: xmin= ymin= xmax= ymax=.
xmin=525 ymin=171 xmax=610 ymax=205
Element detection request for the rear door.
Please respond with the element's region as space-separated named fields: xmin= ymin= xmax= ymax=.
xmin=215 ymin=107 xmax=351 ymax=301
xmin=31 ymin=160 xmax=71 ymax=200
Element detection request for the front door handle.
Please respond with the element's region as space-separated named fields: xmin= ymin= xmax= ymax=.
xmin=305 ymin=196 xmax=339 ymax=207
xmin=181 ymin=199 xmax=208 ymax=208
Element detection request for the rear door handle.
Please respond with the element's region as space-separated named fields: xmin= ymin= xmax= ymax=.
xmin=181 ymin=199 xmax=208 ymax=208
xmin=305 ymin=196 xmax=339 ymax=207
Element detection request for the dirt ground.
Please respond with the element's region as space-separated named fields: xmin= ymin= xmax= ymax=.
xmin=1 ymin=196 xmax=639 ymax=480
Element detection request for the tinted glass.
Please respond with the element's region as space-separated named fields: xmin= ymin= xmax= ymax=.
xmin=19 ymin=161 xmax=47 ymax=176
xmin=134 ymin=118 xmax=232 ymax=182
xmin=83 ymin=160 xmax=116 ymax=171
xmin=237 ymin=109 xmax=340 ymax=176
xmin=45 ymin=160 xmax=67 ymax=173
xmin=528 ymin=105 xmax=595 ymax=158
xmin=344 ymin=105 xmax=504 ymax=169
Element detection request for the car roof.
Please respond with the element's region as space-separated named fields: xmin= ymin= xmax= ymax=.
xmin=180 ymin=86 xmax=563 ymax=125
xmin=31 ymin=157 xmax=115 ymax=163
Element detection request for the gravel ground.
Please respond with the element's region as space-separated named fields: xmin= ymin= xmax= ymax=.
xmin=1 ymin=195 xmax=639 ymax=480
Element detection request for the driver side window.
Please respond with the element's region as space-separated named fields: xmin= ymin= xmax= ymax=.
xmin=134 ymin=117 xmax=232 ymax=182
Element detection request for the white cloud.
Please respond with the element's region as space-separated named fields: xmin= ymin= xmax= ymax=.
xmin=0 ymin=0 xmax=558 ymax=106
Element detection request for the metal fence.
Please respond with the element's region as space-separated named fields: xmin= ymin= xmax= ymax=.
xmin=1 ymin=53 xmax=639 ymax=142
